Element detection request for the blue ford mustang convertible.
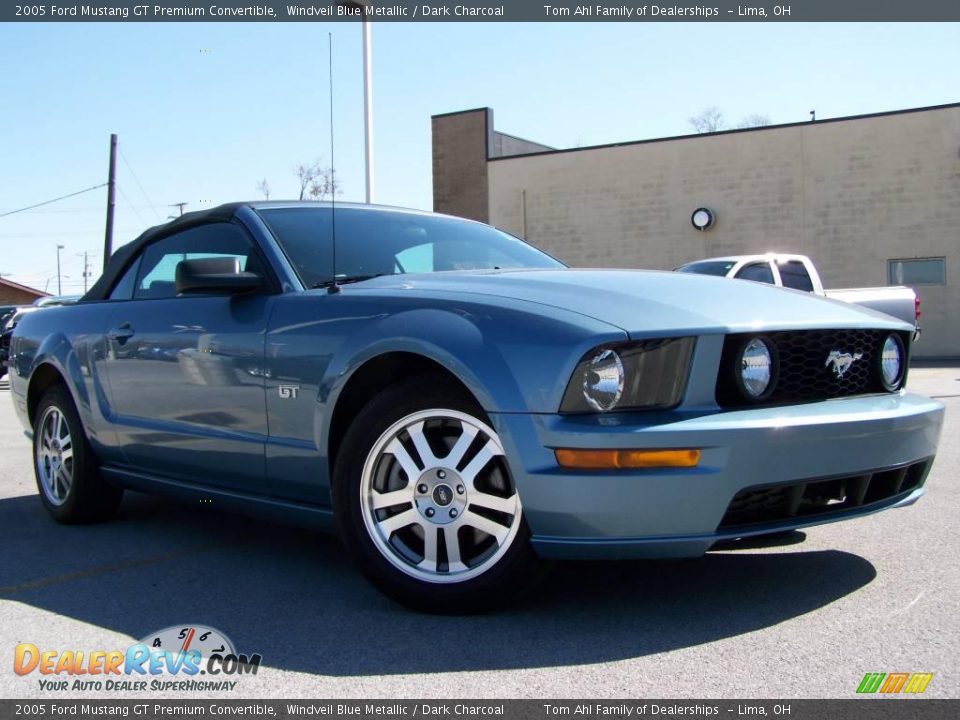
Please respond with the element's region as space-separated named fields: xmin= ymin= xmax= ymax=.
xmin=8 ymin=202 xmax=944 ymax=611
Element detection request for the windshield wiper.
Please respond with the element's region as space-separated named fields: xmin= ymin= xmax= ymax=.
xmin=311 ymin=273 xmax=385 ymax=289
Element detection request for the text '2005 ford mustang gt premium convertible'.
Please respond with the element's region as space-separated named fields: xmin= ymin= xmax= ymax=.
xmin=9 ymin=202 xmax=944 ymax=612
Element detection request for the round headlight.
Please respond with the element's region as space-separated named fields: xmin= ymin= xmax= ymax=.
xmin=880 ymin=334 xmax=905 ymax=390
xmin=739 ymin=337 xmax=776 ymax=400
xmin=582 ymin=349 xmax=624 ymax=412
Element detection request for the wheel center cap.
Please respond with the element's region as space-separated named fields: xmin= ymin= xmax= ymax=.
xmin=415 ymin=468 xmax=467 ymax=525
xmin=432 ymin=484 xmax=454 ymax=507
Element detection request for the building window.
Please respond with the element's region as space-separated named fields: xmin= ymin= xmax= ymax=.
xmin=888 ymin=258 xmax=946 ymax=286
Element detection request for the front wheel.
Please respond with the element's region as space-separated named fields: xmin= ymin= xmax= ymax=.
xmin=334 ymin=375 xmax=542 ymax=613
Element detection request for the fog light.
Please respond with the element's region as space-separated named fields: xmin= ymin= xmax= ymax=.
xmin=880 ymin=334 xmax=905 ymax=390
xmin=739 ymin=337 xmax=776 ymax=400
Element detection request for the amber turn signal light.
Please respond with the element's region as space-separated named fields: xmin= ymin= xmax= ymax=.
xmin=555 ymin=448 xmax=701 ymax=470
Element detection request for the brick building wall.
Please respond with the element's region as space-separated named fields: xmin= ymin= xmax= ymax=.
xmin=0 ymin=278 xmax=46 ymax=306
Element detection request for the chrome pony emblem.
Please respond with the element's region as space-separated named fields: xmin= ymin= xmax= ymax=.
xmin=825 ymin=351 xmax=863 ymax=378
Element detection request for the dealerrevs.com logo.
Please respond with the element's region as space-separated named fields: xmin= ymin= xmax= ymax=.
xmin=14 ymin=625 xmax=262 ymax=692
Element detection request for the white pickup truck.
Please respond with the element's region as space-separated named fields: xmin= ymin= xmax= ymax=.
xmin=676 ymin=253 xmax=920 ymax=334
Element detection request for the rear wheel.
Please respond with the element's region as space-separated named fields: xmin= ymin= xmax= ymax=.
xmin=33 ymin=386 xmax=122 ymax=523
xmin=334 ymin=375 xmax=542 ymax=613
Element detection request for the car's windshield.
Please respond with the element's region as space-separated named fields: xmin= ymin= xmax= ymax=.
xmin=675 ymin=260 xmax=737 ymax=277
xmin=257 ymin=207 xmax=565 ymax=288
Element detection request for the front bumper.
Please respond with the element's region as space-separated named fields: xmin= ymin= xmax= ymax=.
xmin=491 ymin=392 xmax=944 ymax=559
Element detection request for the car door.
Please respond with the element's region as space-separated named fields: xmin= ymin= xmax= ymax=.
xmin=101 ymin=221 xmax=273 ymax=494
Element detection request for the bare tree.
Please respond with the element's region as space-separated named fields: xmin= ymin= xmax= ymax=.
xmin=736 ymin=114 xmax=772 ymax=129
xmin=255 ymin=178 xmax=271 ymax=200
xmin=689 ymin=107 xmax=725 ymax=133
xmin=308 ymin=168 xmax=340 ymax=201
xmin=293 ymin=160 xmax=340 ymax=201
xmin=294 ymin=162 xmax=318 ymax=201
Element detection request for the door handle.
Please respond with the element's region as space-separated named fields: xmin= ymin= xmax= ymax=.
xmin=107 ymin=323 xmax=135 ymax=343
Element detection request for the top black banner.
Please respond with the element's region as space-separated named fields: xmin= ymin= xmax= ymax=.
xmin=4 ymin=0 xmax=960 ymax=22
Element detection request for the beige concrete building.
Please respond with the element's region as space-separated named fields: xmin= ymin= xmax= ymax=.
xmin=432 ymin=104 xmax=960 ymax=357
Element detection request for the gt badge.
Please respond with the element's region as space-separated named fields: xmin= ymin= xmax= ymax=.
xmin=278 ymin=385 xmax=300 ymax=399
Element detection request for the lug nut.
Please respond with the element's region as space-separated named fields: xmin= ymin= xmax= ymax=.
xmin=437 ymin=470 xmax=446 ymax=479
xmin=456 ymin=485 xmax=465 ymax=494
xmin=418 ymin=484 xmax=428 ymax=494
xmin=449 ymin=508 xmax=458 ymax=518
xmin=425 ymin=508 xmax=435 ymax=518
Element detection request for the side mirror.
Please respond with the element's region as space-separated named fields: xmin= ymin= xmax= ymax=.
xmin=175 ymin=257 xmax=261 ymax=295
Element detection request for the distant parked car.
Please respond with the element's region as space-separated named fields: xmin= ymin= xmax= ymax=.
xmin=34 ymin=295 xmax=82 ymax=307
xmin=8 ymin=203 xmax=944 ymax=612
xmin=0 ymin=306 xmax=21 ymax=379
xmin=2 ymin=311 xmax=33 ymax=380
xmin=676 ymin=253 xmax=920 ymax=335
xmin=0 ymin=305 xmax=21 ymax=331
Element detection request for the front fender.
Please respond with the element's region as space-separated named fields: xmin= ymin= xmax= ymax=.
xmin=323 ymin=308 xmax=510 ymax=409
xmin=316 ymin=300 xmax=625 ymax=458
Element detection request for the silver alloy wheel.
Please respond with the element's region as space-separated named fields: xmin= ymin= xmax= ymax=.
xmin=36 ymin=405 xmax=74 ymax=507
xmin=360 ymin=409 xmax=523 ymax=584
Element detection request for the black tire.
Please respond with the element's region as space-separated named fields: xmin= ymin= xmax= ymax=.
xmin=333 ymin=373 xmax=544 ymax=613
xmin=33 ymin=385 xmax=123 ymax=523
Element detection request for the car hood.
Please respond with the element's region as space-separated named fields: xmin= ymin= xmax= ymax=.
xmin=352 ymin=269 xmax=911 ymax=337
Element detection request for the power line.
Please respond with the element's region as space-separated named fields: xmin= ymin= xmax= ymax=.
xmin=117 ymin=183 xmax=147 ymax=226
xmin=119 ymin=148 xmax=163 ymax=222
xmin=0 ymin=184 xmax=108 ymax=219
xmin=0 ymin=229 xmax=140 ymax=238
xmin=6 ymin=205 xmax=162 ymax=215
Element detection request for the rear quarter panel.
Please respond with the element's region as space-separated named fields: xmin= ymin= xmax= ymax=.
xmin=10 ymin=302 xmax=121 ymax=460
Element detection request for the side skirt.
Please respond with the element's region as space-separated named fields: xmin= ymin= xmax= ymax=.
xmin=101 ymin=466 xmax=337 ymax=532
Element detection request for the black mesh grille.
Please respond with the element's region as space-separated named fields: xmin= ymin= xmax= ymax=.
xmin=718 ymin=459 xmax=931 ymax=531
xmin=717 ymin=329 xmax=909 ymax=407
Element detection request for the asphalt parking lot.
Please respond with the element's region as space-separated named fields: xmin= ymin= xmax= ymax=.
xmin=0 ymin=366 xmax=957 ymax=699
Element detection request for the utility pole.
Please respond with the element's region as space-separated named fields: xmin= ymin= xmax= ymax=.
xmin=339 ymin=1 xmax=375 ymax=202
xmin=56 ymin=245 xmax=65 ymax=295
xmin=103 ymin=133 xmax=117 ymax=272
xmin=78 ymin=252 xmax=91 ymax=293
xmin=170 ymin=202 xmax=188 ymax=216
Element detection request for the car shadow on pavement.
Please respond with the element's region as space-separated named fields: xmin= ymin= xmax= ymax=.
xmin=0 ymin=491 xmax=876 ymax=676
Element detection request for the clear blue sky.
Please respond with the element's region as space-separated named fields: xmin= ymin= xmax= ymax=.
xmin=1 ymin=21 xmax=958 ymax=294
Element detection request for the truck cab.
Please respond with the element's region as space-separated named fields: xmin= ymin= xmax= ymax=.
xmin=676 ymin=253 xmax=824 ymax=293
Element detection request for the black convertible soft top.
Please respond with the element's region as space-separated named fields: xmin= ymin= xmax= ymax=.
xmin=82 ymin=203 xmax=246 ymax=301
xmin=83 ymin=200 xmax=442 ymax=301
